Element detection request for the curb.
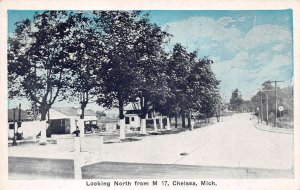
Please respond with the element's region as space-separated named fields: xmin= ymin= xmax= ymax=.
xmin=254 ymin=123 xmax=293 ymax=135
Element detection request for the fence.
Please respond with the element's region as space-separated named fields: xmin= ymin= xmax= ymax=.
xmin=8 ymin=120 xmax=47 ymax=141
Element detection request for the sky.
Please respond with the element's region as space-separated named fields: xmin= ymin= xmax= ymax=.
xmin=8 ymin=10 xmax=293 ymax=111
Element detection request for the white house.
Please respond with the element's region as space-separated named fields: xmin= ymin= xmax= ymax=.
xmin=49 ymin=107 xmax=97 ymax=134
xmin=124 ymin=109 xmax=170 ymax=131
xmin=124 ymin=110 xmax=141 ymax=130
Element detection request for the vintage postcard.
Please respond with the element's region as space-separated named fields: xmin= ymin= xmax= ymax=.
xmin=0 ymin=0 xmax=299 ymax=190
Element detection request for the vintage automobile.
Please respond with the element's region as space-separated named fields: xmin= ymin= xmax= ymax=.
xmin=84 ymin=120 xmax=99 ymax=133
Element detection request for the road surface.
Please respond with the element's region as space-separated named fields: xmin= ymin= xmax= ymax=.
xmin=102 ymin=113 xmax=293 ymax=170
xmin=8 ymin=113 xmax=294 ymax=179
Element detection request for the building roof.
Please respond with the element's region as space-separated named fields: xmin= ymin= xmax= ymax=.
xmin=8 ymin=109 xmax=31 ymax=121
xmin=52 ymin=107 xmax=96 ymax=116
xmin=125 ymin=110 xmax=141 ymax=115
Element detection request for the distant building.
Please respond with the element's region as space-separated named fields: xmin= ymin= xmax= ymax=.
xmin=8 ymin=108 xmax=33 ymax=122
xmin=49 ymin=107 xmax=97 ymax=134
xmin=8 ymin=108 xmax=33 ymax=139
xmin=124 ymin=109 xmax=168 ymax=130
xmin=124 ymin=110 xmax=141 ymax=129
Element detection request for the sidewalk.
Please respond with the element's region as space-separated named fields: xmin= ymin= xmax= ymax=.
xmin=255 ymin=122 xmax=293 ymax=134
xmin=8 ymin=123 xmax=216 ymax=162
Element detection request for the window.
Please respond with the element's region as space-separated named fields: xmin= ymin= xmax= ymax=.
xmin=131 ymin=117 xmax=135 ymax=121
xmin=125 ymin=117 xmax=130 ymax=124
xmin=9 ymin=123 xmax=15 ymax=129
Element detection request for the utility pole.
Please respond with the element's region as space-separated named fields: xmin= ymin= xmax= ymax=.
xmin=265 ymin=91 xmax=269 ymax=125
xmin=265 ymin=90 xmax=272 ymax=125
xmin=12 ymin=107 xmax=17 ymax=146
xmin=268 ymin=80 xmax=284 ymax=127
xmin=260 ymin=89 xmax=263 ymax=123
xmin=260 ymin=89 xmax=272 ymax=125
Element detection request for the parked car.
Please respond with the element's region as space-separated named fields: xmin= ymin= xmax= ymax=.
xmin=84 ymin=120 xmax=99 ymax=133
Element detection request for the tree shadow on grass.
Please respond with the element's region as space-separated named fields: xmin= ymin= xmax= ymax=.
xmin=104 ymin=137 xmax=142 ymax=144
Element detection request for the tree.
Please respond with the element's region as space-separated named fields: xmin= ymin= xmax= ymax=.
xmin=230 ymin=88 xmax=243 ymax=112
xmin=166 ymin=44 xmax=193 ymax=128
xmin=131 ymin=14 xmax=171 ymax=134
xmin=93 ymin=11 xmax=163 ymax=139
xmin=278 ymin=86 xmax=293 ymax=122
xmin=8 ymin=11 xmax=76 ymax=142
xmin=162 ymin=44 xmax=220 ymax=129
xmin=251 ymin=81 xmax=293 ymax=126
xmin=65 ymin=11 xmax=105 ymax=120
xmin=8 ymin=11 xmax=74 ymax=119
xmin=196 ymin=57 xmax=220 ymax=125
xmin=251 ymin=81 xmax=275 ymax=123
xmin=96 ymin=110 xmax=106 ymax=119
xmin=239 ymin=100 xmax=252 ymax=112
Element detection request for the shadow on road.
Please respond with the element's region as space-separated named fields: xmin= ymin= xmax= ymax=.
xmin=82 ymin=161 xmax=294 ymax=179
xmin=9 ymin=158 xmax=293 ymax=179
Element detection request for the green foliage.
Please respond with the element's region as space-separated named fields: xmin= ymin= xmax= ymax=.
xmin=156 ymin=44 xmax=220 ymax=119
xmin=92 ymin=11 xmax=148 ymax=111
xmin=8 ymin=11 xmax=76 ymax=120
xmin=64 ymin=12 xmax=105 ymax=118
xmin=95 ymin=110 xmax=106 ymax=119
xmin=251 ymin=81 xmax=293 ymax=125
xmin=8 ymin=10 xmax=221 ymax=123
xmin=229 ymin=88 xmax=244 ymax=112
xmin=92 ymin=11 xmax=172 ymax=119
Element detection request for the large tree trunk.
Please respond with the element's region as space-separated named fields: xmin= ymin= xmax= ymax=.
xmin=80 ymin=106 xmax=85 ymax=119
xmin=166 ymin=116 xmax=171 ymax=130
xmin=79 ymin=92 xmax=88 ymax=137
xmin=40 ymin=102 xmax=50 ymax=121
xmin=119 ymin=100 xmax=125 ymax=140
xmin=207 ymin=112 xmax=210 ymax=123
xmin=140 ymin=118 xmax=146 ymax=134
xmin=187 ymin=112 xmax=192 ymax=129
xmin=175 ymin=114 xmax=178 ymax=128
xmin=39 ymin=104 xmax=49 ymax=145
xmin=182 ymin=113 xmax=186 ymax=128
xmin=79 ymin=101 xmax=88 ymax=137
xmin=159 ymin=114 xmax=163 ymax=130
xmin=80 ymin=92 xmax=89 ymax=119
xmin=215 ymin=111 xmax=219 ymax=122
xmin=139 ymin=97 xmax=147 ymax=135
xmin=153 ymin=117 xmax=157 ymax=132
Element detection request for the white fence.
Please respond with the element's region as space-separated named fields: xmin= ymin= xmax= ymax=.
xmin=8 ymin=121 xmax=46 ymax=140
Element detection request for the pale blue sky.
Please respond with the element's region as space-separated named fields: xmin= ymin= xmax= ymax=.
xmin=8 ymin=10 xmax=293 ymax=110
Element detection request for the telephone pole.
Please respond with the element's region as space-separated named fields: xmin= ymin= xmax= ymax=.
xmin=266 ymin=92 xmax=269 ymax=125
xmin=260 ymin=89 xmax=272 ymax=125
xmin=12 ymin=107 xmax=17 ymax=146
xmin=260 ymin=89 xmax=263 ymax=123
xmin=268 ymin=80 xmax=284 ymax=127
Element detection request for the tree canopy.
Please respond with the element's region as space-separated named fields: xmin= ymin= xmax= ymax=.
xmin=8 ymin=10 xmax=221 ymax=131
xmin=251 ymin=81 xmax=293 ymax=125
xmin=8 ymin=11 xmax=75 ymax=120
xmin=229 ymin=88 xmax=243 ymax=112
